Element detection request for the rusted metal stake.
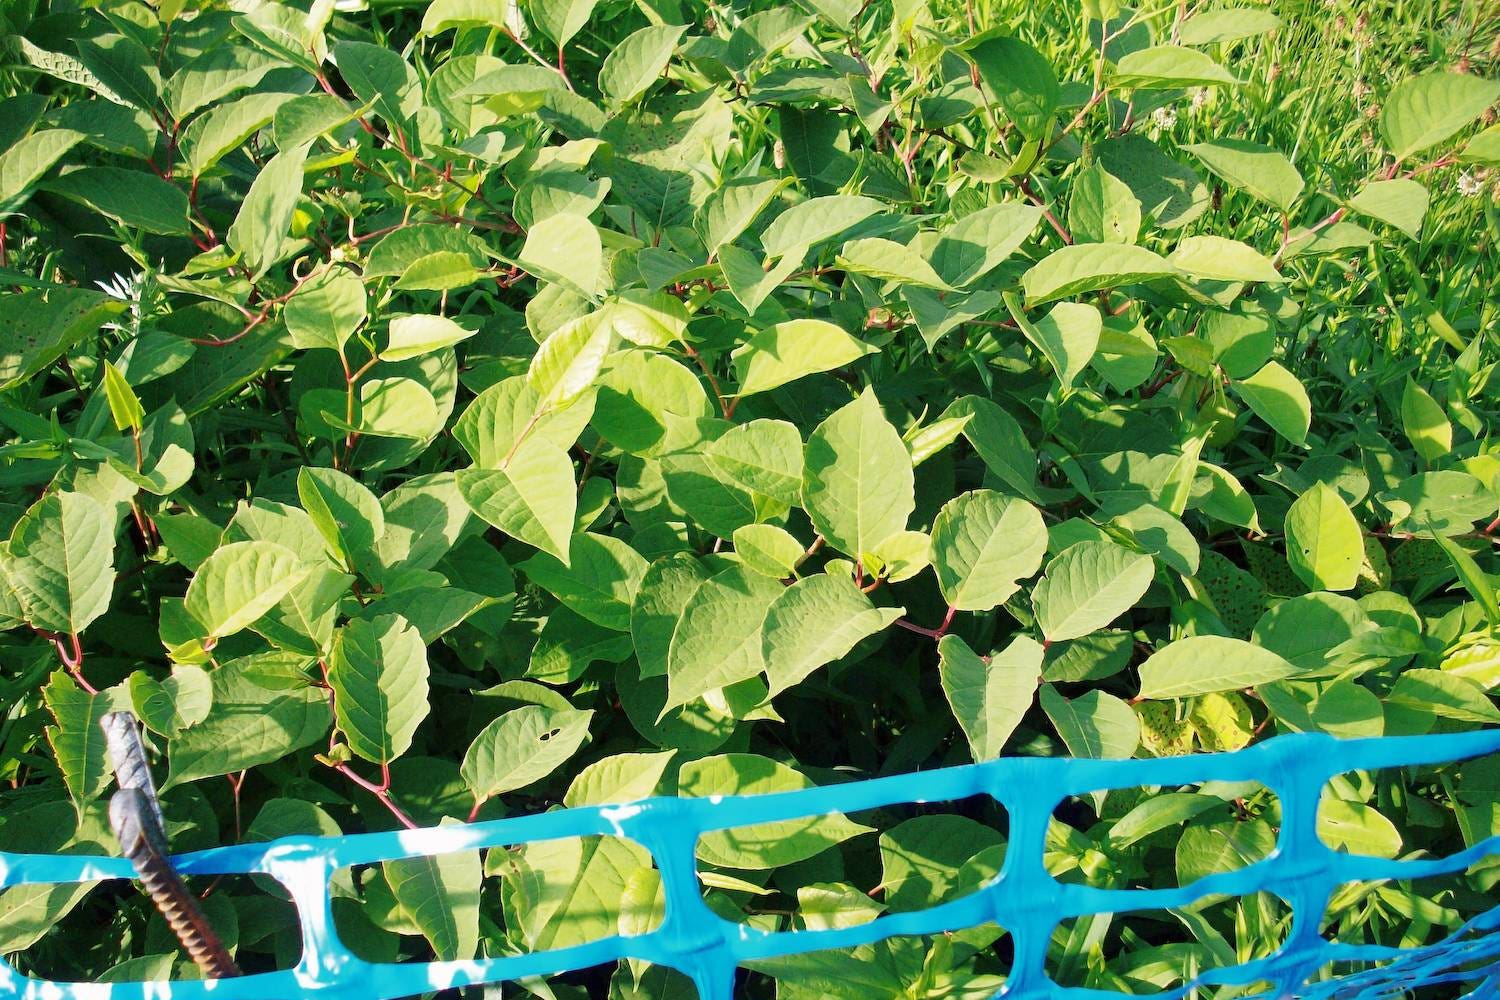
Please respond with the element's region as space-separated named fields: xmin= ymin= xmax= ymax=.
xmin=100 ymin=711 xmax=240 ymax=979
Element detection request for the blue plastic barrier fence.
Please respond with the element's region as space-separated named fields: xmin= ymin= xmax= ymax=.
xmin=3 ymin=730 xmax=1499 ymax=999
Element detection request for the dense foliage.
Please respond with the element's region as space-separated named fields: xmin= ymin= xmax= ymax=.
xmin=0 ymin=0 xmax=1498 ymax=994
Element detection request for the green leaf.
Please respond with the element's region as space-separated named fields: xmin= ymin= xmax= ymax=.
xmin=1182 ymin=139 xmax=1304 ymax=213
xmin=939 ymin=633 xmax=1043 ymax=760
xmin=1137 ymin=636 xmax=1299 ymax=698
xmin=835 ymin=238 xmax=951 ymax=288
xmin=385 ymin=828 xmax=481 ymax=960
xmin=168 ymin=43 xmax=288 ymax=118
xmin=494 ymin=832 xmax=655 ymax=952
xmin=904 ymin=412 xmax=972 ymax=466
xmin=394 ymin=251 xmax=485 ymax=292
xmin=329 ymin=614 xmax=430 ymax=765
xmin=530 ymin=0 xmax=600 ymax=47
xmin=334 ymin=41 xmax=419 ymax=139
xmin=732 ymin=523 xmax=805 ymax=578
xmin=1007 ymin=297 xmax=1101 ymax=391
xmin=226 ymin=142 xmax=310 ymax=280
xmin=665 ymin=565 xmax=783 ymax=712
xmin=356 ymin=377 xmax=442 ymax=441
xmin=298 ymin=466 xmax=385 ymax=569
xmin=607 ymin=292 xmax=691 ymax=349
xmin=454 ymin=375 xmax=593 ymax=468
xmin=1097 ymin=134 xmax=1210 ymax=229
xmin=1068 ymin=162 xmax=1142 ymax=244
xmin=564 ymin=750 xmax=675 ymax=807
xmin=966 ymin=34 xmax=1059 ymax=140
xmin=457 ymin=438 xmax=577 ymax=562
xmin=1429 ymin=529 xmax=1499 ymax=629
xmin=732 ymin=319 xmax=877 ymax=397
xmin=41 ymin=167 xmax=190 ymax=235
xmin=1022 ymin=243 xmax=1177 ymax=305
xmin=1176 ymin=816 xmax=1275 ymax=883
xmin=679 ymin=754 xmax=872 ymax=869
xmin=1252 ymin=592 xmax=1368 ymax=671
xmin=43 ymin=672 xmax=127 ymax=811
xmin=1388 ymin=669 xmax=1500 ymax=724
xmin=534 ymin=602 xmax=633 ymax=680
xmin=382 ymin=313 xmax=476 ymax=362
xmin=521 ymin=532 xmax=649 ymax=630
xmin=460 ymin=704 xmax=594 ymax=803
xmin=0 ymin=287 xmax=124 ymax=390
xmin=762 ymin=572 xmax=903 ymax=695
xmin=1461 ymin=123 xmax=1500 ymax=165
xmin=7 ymin=492 xmax=117 ymax=635
xmin=1112 ymin=45 xmax=1241 ymax=88
xmin=705 ymin=419 xmax=804 ymax=506
xmin=184 ymin=541 xmax=310 ymax=641
xmin=1232 ymin=360 xmax=1310 ymax=446
xmin=1033 ymin=540 xmax=1154 ymax=642
xmin=1401 ymin=378 xmax=1451 ymax=464
xmin=0 ymin=129 xmax=84 ymax=212
xmin=878 ymin=814 xmax=1003 ymax=911
xmin=700 ymin=176 xmax=788 ymax=255
xmin=802 ymin=388 xmax=915 ymax=560
xmin=75 ymin=34 xmax=162 ymax=112
xmin=528 ymin=309 xmax=614 ymax=409
xmin=181 ymin=93 xmax=282 ymax=177
xmin=0 ymin=802 xmax=102 ymax=951
xmin=422 ymin=0 xmax=526 ymax=35
xmin=930 ymin=490 xmax=1047 ymax=611
xmin=599 ymin=24 xmax=686 ymax=105
xmin=719 ymin=243 xmax=801 ymax=313
xmin=165 ymin=656 xmax=333 ymax=789
xmin=1346 ymin=178 xmax=1429 ymax=239
xmin=1380 ymin=72 xmax=1500 ymax=161
xmin=631 ymin=554 xmax=712 ymax=679
xmin=1284 ymin=482 xmax=1363 ymax=592
xmin=518 ymin=213 xmax=603 ymax=298
xmin=101 ymin=361 xmax=144 ymax=431
xmin=1109 ymin=793 xmax=1221 ymax=847
xmin=760 ymin=195 xmax=887 ymax=259
xmin=1039 ymin=686 xmax=1139 ymax=759
xmin=593 ymin=349 xmax=711 ymax=455
xmin=1380 ymin=471 xmax=1495 ymax=535
xmin=929 ymin=202 xmax=1043 ymax=286
xmin=1317 ymin=797 xmax=1401 ymax=857
xmin=945 ymin=395 xmax=1038 ymax=501
xmin=1169 ymin=235 xmax=1284 ymax=283
xmin=129 ymin=666 xmax=213 ymax=737
xmin=1178 ymin=8 xmax=1281 ymax=45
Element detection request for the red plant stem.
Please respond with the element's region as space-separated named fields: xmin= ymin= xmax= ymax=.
xmin=52 ymin=633 xmax=96 ymax=693
xmin=335 ymin=762 xmax=419 ymax=830
xmin=893 ymin=605 xmax=957 ymax=641
xmin=226 ymin=771 xmax=245 ymax=840
xmin=190 ymin=310 xmax=266 ymax=347
xmin=1015 ymin=176 xmax=1072 ymax=244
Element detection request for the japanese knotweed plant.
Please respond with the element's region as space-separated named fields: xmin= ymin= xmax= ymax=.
xmin=0 ymin=0 xmax=1498 ymax=994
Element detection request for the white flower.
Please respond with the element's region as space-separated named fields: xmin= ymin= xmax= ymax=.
xmin=1151 ymin=106 xmax=1178 ymax=130
xmin=1458 ymin=171 xmax=1484 ymax=197
xmin=95 ymin=271 xmax=143 ymax=301
xmin=1191 ymin=88 xmax=1209 ymax=110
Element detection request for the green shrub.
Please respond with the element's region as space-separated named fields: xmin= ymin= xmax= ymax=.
xmin=0 ymin=0 xmax=1497 ymax=993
